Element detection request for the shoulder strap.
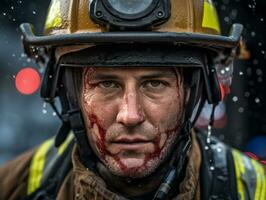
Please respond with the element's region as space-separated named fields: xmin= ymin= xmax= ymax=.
xmin=197 ymin=131 xmax=238 ymax=200
xmin=26 ymin=133 xmax=74 ymax=199
xmin=197 ymin=131 xmax=266 ymax=200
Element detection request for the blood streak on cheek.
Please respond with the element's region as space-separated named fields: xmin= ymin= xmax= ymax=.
xmin=88 ymin=114 xmax=133 ymax=172
xmin=88 ymin=114 xmax=108 ymax=160
xmin=113 ymin=156 xmax=127 ymax=172
xmin=144 ymin=123 xmax=180 ymax=164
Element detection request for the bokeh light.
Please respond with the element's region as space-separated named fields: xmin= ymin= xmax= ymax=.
xmin=15 ymin=67 xmax=41 ymax=95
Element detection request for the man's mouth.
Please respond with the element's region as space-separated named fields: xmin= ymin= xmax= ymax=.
xmin=113 ymin=137 xmax=150 ymax=143
xmin=111 ymin=137 xmax=153 ymax=149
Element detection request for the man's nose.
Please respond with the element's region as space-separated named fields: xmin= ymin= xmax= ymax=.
xmin=116 ymin=91 xmax=145 ymax=127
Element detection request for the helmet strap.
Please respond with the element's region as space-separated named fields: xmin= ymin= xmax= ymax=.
xmin=206 ymin=103 xmax=217 ymax=144
xmin=153 ymin=120 xmax=192 ymax=200
xmin=184 ymin=68 xmax=204 ymax=124
xmin=61 ymin=67 xmax=97 ymax=171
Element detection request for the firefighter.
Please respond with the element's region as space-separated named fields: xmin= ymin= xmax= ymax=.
xmin=1 ymin=0 xmax=265 ymax=199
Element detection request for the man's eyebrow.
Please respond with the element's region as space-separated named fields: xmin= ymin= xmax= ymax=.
xmin=88 ymin=73 xmax=120 ymax=80
xmin=139 ymin=72 xmax=176 ymax=79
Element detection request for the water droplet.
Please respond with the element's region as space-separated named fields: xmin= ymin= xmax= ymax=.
xmin=255 ymin=98 xmax=260 ymax=103
xmin=224 ymin=17 xmax=230 ymax=23
xmin=244 ymin=92 xmax=250 ymax=98
xmin=232 ymin=96 xmax=238 ymax=102
xmin=32 ymin=11 xmax=36 ymax=15
xmin=220 ymin=69 xmax=225 ymax=74
xmin=205 ymin=146 xmax=209 ymax=150
xmin=238 ymin=107 xmax=244 ymax=113
xmin=251 ymin=31 xmax=256 ymax=37
xmin=207 ymin=125 xmax=212 ymax=144
xmin=256 ymin=69 xmax=263 ymax=76
xmin=20 ymin=53 xmax=26 ymax=58
xmin=210 ymin=166 xmax=215 ymax=171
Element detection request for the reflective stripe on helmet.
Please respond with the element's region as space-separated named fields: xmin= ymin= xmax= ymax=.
xmin=27 ymin=138 xmax=54 ymax=195
xmin=45 ymin=0 xmax=62 ymax=31
xmin=202 ymin=0 xmax=221 ymax=34
xmin=232 ymin=149 xmax=266 ymax=200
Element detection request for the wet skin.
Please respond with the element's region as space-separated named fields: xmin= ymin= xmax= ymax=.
xmin=80 ymin=67 xmax=188 ymax=178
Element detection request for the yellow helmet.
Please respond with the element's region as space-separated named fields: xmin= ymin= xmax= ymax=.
xmin=21 ymin=0 xmax=242 ymax=52
xmin=43 ymin=0 xmax=221 ymax=35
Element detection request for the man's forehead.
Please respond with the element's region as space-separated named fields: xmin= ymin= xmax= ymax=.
xmin=84 ymin=67 xmax=178 ymax=79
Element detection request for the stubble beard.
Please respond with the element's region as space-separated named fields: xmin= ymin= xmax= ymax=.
xmin=100 ymin=128 xmax=181 ymax=178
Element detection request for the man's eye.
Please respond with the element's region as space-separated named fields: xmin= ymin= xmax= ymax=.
xmin=99 ymin=81 xmax=118 ymax=88
xmin=144 ymin=80 xmax=166 ymax=88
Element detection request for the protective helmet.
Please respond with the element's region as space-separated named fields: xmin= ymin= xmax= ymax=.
xmin=20 ymin=0 xmax=243 ymax=194
xmin=21 ymin=0 xmax=242 ymax=103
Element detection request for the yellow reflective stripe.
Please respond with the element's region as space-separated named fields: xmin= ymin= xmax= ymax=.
xmin=27 ymin=139 xmax=54 ymax=195
xmin=45 ymin=0 xmax=62 ymax=30
xmin=251 ymin=159 xmax=265 ymax=200
xmin=232 ymin=150 xmax=246 ymax=200
xmin=261 ymin=166 xmax=266 ymax=200
xmin=202 ymin=1 xmax=221 ymax=34
xmin=58 ymin=133 xmax=74 ymax=155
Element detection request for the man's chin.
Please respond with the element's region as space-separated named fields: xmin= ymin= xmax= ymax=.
xmin=106 ymin=156 xmax=160 ymax=178
xmin=120 ymin=157 xmax=145 ymax=168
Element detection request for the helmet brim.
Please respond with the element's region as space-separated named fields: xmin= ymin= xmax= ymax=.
xmin=20 ymin=23 xmax=243 ymax=61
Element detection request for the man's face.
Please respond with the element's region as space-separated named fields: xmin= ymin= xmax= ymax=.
xmin=80 ymin=67 xmax=188 ymax=178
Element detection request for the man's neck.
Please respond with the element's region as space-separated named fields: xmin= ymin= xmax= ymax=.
xmin=96 ymin=161 xmax=169 ymax=198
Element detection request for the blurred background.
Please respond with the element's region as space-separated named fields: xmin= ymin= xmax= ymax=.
xmin=0 ymin=0 xmax=266 ymax=164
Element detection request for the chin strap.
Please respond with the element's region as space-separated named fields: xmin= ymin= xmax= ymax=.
xmin=153 ymin=120 xmax=192 ymax=200
xmin=57 ymin=68 xmax=97 ymax=171
xmin=152 ymin=68 xmax=203 ymax=200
